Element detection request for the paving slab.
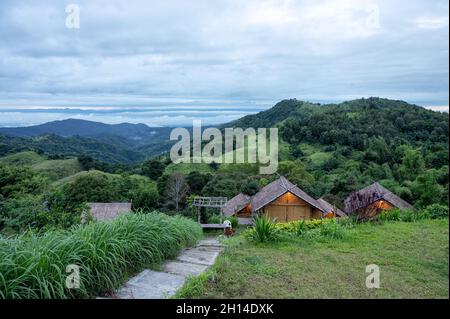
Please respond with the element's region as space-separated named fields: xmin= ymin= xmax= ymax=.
xmin=115 ymin=270 xmax=186 ymax=299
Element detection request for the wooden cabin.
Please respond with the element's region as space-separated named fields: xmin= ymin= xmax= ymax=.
xmin=344 ymin=182 xmax=414 ymax=220
xmin=224 ymin=176 xmax=345 ymax=224
xmin=86 ymin=202 xmax=132 ymax=221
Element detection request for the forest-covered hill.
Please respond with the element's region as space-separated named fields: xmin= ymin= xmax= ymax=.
xmin=0 ymin=119 xmax=174 ymax=163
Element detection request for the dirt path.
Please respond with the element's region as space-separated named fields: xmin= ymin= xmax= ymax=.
xmin=114 ymin=237 xmax=223 ymax=299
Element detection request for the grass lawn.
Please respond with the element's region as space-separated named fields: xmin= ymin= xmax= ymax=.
xmin=176 ymin=219 xmax=449 ymax=299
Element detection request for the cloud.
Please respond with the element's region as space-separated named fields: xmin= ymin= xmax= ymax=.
xmin=415 ymin=16 xmax=449 ymax=29
xmin=0 ymin=0 xmax=448 ymax=126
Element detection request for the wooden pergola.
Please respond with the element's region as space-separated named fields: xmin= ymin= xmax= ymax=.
xmin=191 ymin=196 xmax=227 ymax=228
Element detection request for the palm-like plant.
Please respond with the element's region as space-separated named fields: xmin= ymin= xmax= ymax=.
xmin=253 ymin=215 xmax=277 ymax=242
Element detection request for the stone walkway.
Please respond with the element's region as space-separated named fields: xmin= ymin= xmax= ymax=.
xmin=114 ymin=237 xmax=223 ymax=299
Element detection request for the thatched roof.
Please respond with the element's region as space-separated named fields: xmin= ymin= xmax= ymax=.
xmin=317 ymin=198 xmax=346 ymax=217
xmin=88 ymin=202 xmax=132 ymax=221
xmin=344 ymin=182 xmax=413 ymax=214
xmin=250 ymin=176 xmax=326 ymax=213
xmin=223 ymin=193 xmax=251 ymax=216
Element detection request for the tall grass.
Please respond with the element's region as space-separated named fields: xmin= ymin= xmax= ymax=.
xmin=316 ymin=219 xmax=348 ymax=239
xmin=0 ymin=212 xmax=202 ymax=299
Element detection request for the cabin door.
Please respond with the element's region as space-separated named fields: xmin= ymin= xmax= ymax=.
xmin=286 ymin=205 xmax=310 ymax=221
xmin=265 ymin=205 xmax=287 ymax=222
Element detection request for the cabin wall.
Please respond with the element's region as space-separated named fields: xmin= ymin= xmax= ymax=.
xmin=312 ymin=208 xmax=323 ymax=219
xmin=261 ymin=192 xmax=322 ymax=222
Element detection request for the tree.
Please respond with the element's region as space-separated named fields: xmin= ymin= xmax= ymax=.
xmin=364 ymin=137 xmax=391 ymax=164
xmin=278 ymin=160 xmax=314 ymax=191
xmin=186 ymin=171 xmax=212 ymax=195
xmin=78 ymin=155 xmax=95 ymax=170
xmin=156 ymin=173 xmax=170 ymax=197
xmin=64 ymin=172 xmax=112 ymax=205
xmin=410 ymin=169 xmax=445 ymax=207
xmin=0 ymin=165 xmax=48 ymax=199
xmin=0 ymin=195 xmax=46 ymax=231
xmin=395 ymin=148 xmax=425 ymax=182
xmin=241 ymin=179 xmax=260 ymax=196
xmin=130 ymin=184 xmax=159 ymax=211
xmin=166 ymin=173 xmax=189 ymax=211
xmin=209 ymin=161 xmax=219 ymax=171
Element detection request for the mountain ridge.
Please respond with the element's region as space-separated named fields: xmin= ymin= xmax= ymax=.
xmin=0 ymin=118 xmax=171 ymax=141
xmin=1 ymin=97 xmax=448 ymax=164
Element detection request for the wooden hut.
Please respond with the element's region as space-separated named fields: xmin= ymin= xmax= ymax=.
xmin=344 ymin=182 xmax=413 ymax=220
xmin=224 ymin=176 xmax=343 ymax=223
xmin=222 ymin=193 xmax=253 ymax=224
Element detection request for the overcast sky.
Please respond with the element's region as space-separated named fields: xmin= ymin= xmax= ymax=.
xmin=0 ymin=0 xmax=448 ymax=127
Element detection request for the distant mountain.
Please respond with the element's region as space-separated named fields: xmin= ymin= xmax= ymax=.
xmin=0 ymin=119 xmax=172 ymax=146
xmin=0 ymin=119 xmax=176 ymax=163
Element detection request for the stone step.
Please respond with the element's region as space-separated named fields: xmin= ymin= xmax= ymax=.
xmin=111 ymin=237 xmax=223 ymax=299
xmin=197 ymin=238 xmax=224 ymax=247
xmin=176 ymin=248 xmax=221 ymax=266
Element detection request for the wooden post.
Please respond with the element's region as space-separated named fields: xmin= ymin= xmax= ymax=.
xmin=197 ymin=206 xmax=201 ymax=224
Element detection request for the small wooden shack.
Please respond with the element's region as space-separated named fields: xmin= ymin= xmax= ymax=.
xmin=344 ymin=182 xmax=414 ymax=220
xmin=87 ymin=202 xmax=132 ymax=221
xmin=224 ymin=176 xmax=344 ymax=223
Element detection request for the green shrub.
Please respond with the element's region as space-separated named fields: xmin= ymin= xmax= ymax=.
xmin=272 ymin=218 xmax=352 ymax=240
xmin=0 ymin=212 xmax=202 ymax=299
xmin=207 ymin=214 xmax=222 ymax=224
xmin=317 ymin=219 xmax=348 ymax=240
xmin=378 ymin=207 xmax=444 ymax=223
xmin=295 ymin=220 xmax=308 ymax=236
xmin=274 ymin=218 xmax=336 ymax=233
xmin=400 ymin=209 xmax=430 ymax=222
xmin=424 ymin=204 xmax=449 ymax=219
xmin=228 ymin=216 xmax=239 ymax=229
xmin=379 ymin=208 xmax=401 ymax=222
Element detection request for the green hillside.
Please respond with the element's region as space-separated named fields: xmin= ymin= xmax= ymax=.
xmin=32 ymin=158 xmax=83 ymax=181
xmin=53 ymin=169 xmax=151 ymax=187
xmin=0 ymin=134 xmax=146 ymax=164
xmin=0 ymin=151 xmax=45 ymax=166
xmin=0 ymin=151 xmax=83 ymax=181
